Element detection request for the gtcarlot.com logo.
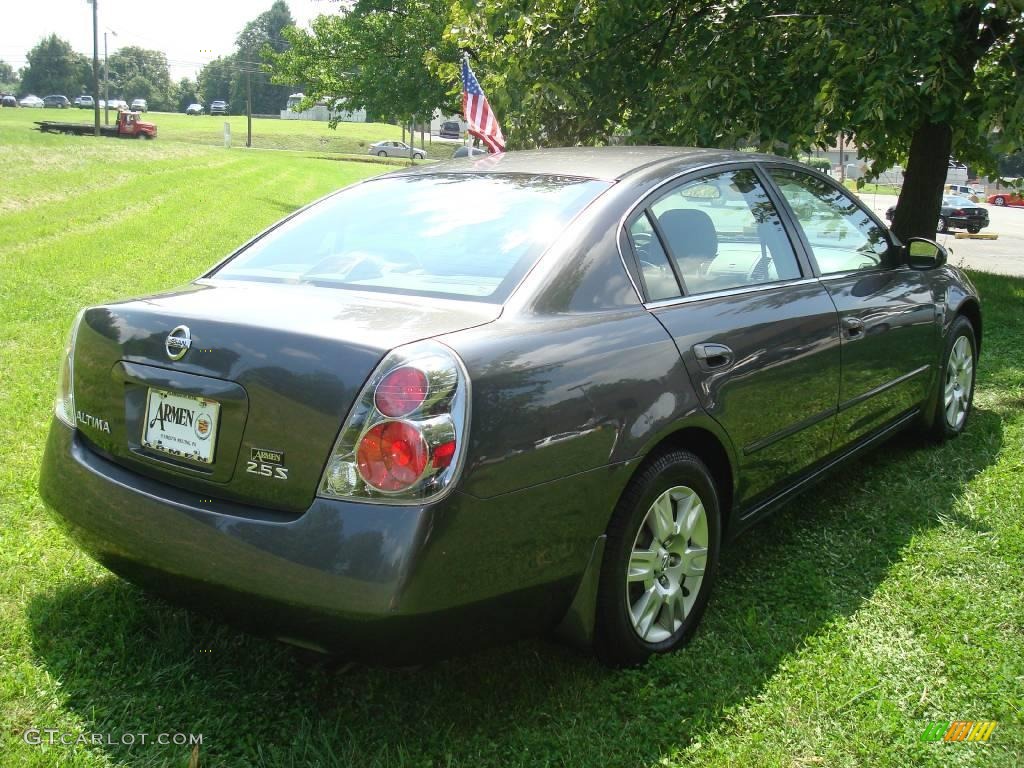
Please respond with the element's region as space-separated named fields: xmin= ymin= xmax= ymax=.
xmin=23 ymin=728 xmax=203 ymax=747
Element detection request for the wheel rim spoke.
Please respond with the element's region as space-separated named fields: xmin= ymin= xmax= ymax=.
xmin=648 ymin=493 xmax=675 ymax=542
xmin=628 ymin=549 xmax=658 ymax=584
xmin=632 ymin=587 xmax=663 ymax=640
xmin=682 ymin=545 xmax=707 ymax=577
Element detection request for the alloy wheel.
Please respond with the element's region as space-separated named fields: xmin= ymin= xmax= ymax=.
xmin=944 ymin=336 xmax=974 ymax=430
xmin=626 ymin=485 xmax=708 ymax=643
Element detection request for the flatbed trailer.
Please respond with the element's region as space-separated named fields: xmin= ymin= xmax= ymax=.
xmin=35 ymin=110 xmax=157 ymax=139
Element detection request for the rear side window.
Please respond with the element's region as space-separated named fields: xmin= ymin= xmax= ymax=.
xmin=213 ymin=173 xmax=611 ymax=302
xmin=629 ymin=213 xmax=680 ymax=301
xmin=646 ymin=169 xmax=801 ymax=295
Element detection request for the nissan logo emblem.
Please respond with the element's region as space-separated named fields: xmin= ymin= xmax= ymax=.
xmin=165 ymin=325 xmax=192 ymax=361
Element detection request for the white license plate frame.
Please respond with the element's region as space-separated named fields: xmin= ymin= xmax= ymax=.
xmin=141 ymin=388 xmax=221 ymax=464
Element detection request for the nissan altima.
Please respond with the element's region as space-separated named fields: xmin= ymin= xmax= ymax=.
xmin=40 ymin=148 xmax=980 ymax=666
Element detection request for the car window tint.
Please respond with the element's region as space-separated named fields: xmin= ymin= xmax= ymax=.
xmin=769 ymin=168 xmax=892 ymax=274
xmin=648 ymin=169 xmax=801 ymax=295
xmin=213 ymin=173 xmax=611 ymax=303
xmin=629 ymin=213 xmax=680 ymax=301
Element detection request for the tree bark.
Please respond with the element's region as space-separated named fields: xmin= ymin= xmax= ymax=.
xmin=891 ymin=120 xmax=952 ymax=242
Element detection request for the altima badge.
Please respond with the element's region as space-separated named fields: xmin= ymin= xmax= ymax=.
xmin=165 ymin=325 xmax=191 ymax=361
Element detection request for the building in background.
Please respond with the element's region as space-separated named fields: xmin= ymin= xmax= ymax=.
xmin=281 ymin=93 xmax=365 ymax=122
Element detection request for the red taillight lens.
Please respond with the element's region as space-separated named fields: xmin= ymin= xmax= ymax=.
xmin=953 ymin=209 xmax=965 ymax=216
xmin=374 ymin=366 xmax=428 ymax=417
xmin=432 ymin=440 xmax=457 ymax=469
xmin=357 ymin=421 xmax=429 ymax=492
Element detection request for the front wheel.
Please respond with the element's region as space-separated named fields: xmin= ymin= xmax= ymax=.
xmin=967 ymin=225 xmax=981 ymax=234
xmin=925 ymin=315 xmax=977 ymax=441
xmin=594 ymin=450 xmax=721 ymax=667
xmin=937 ymin=216 xmax=948 ymax=234
xmin=993 ymin=196 xmax=1006 ymax=206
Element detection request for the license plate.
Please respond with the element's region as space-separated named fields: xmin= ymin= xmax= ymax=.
xmin=142 ymin=389 xmax=220 ymax=464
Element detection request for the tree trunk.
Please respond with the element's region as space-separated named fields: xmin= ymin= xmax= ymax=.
xmin=891 ymin=120 xmax=952 ymax=242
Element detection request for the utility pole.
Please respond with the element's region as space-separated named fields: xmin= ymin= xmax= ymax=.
xmin=246 ymin=70 xmax=252 ymax=148
xmin=90 ymin=0 xmax=100 ymax=135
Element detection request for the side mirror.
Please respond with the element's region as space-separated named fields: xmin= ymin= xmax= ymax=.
xmin=906 ymin=237 xmax=947 ymax=270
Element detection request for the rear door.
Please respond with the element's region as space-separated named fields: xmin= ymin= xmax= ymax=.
xmin=626 ymin=165 xmax=842 ymax=509
xmin=763 ymin=165 xmax=938 ymax=447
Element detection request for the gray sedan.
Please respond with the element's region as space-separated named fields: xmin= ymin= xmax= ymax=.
xmin=40 ymin=148 xmax=980 ymax=667
xmin=368 ymin=140 xmax=426 ymax=159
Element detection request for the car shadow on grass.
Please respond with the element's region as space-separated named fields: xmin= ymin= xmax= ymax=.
xmin=25 ymin=408 xmax=1003 ymax=767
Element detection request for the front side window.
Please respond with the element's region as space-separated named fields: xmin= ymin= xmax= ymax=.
xmin=646 ymin=168 xmax=802 ymax=295
xmin=213 ymin=174 xmax=610 ymax=302
xmin=769 ymin=168 xmax=892 ymax=274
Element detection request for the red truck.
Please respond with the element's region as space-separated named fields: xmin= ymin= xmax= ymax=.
xmin=35 ymin=110 xmax=157 ymax=139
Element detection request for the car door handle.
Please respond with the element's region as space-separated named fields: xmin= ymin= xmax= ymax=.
xmin=842 ymin=317 xmax=865 ymax=338
xmin=693 ymin=343 xmax=735 ymax=370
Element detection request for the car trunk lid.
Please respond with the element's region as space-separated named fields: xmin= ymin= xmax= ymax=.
xmin=71 ymin=281 xmax=499 ymax=513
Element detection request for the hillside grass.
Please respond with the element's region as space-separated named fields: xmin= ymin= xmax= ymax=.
xmin=0 ymin=118 xmax=1021 ymax=767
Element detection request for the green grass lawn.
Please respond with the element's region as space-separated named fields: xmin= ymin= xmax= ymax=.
xmin=1 ymin=120 xmax=1022 ymax=767
xmin=0 ymin=105 xmax=458 ymax=159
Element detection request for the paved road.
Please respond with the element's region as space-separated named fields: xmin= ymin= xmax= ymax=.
xmin=856 ymin=192 xmax=1024 ymax=277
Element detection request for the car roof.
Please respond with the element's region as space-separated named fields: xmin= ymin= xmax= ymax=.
xmin=392 ymin=146 xmax=782 ymax=182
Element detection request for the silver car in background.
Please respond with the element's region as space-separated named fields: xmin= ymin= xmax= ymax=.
xmin=368 ymin=140 xmax=426 ymax=160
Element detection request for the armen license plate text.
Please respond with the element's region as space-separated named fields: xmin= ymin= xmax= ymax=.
xmin=142 ymin=389 xmax=220 ymax=464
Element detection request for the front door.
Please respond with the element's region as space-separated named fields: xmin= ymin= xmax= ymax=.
xmin=765 ymin=166 xmax=938 ymax=447
xmin=627 ymin=167 xmax=843 ymax=508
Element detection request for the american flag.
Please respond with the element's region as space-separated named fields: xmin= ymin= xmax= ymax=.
xmin=462 ymin=55 xmax=506 ymax=154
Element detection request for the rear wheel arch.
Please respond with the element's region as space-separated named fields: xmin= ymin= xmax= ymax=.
xmin=633 ymin=426 xmax=736 ymax=535
xmin=955 ymin=299 xmax=982 ymax=357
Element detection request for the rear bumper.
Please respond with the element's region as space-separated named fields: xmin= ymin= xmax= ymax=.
xmin=948 ymin=216 xmax=988 ymax=229
xmin=39 ymin=420 xmax=617 ymax=661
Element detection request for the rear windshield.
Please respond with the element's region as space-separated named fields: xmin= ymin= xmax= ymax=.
xmin=211 ymin=173 xmax=611 ymax=302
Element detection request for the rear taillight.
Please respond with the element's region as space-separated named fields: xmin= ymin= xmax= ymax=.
xmin=318 ymin=340 xmax=470 ymax=504
xmin=55 ymin=309 xmax=85 ymax=428
xmin=953 ymin=209 xmax=966 ymax=216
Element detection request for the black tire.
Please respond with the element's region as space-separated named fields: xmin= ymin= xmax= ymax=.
xmin=993 ymin=196 xmax=1006 ymax=206
xmin=967 ymin=225 xmax=980 ymax=234
xmin=925 ymin=315 xmax=977 ymax=442
xmin=377 ymin=150 xmax=387 ymax=157
xmin=937 ymin=216 xmax=948 ymax=234
xmin=594 ymin=450 xmax=721 ymax=667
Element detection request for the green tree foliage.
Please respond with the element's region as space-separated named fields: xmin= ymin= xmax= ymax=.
xmin=172 ymin=78 xmax=200 ymax=111
xmin=235 ymin=0 xmax=298 ymax=114
xmin=108 ymin=47 xmax=173 ymax=110
xmin=268 ymin=0 xmax=457 ymax=126
xmin=450 ymin=0 xmax=1024 ymax=239
xmin=19 ymin=35 xmax=91 ymax=97
xmin=0 ymin=60 xmax=17 ymax=93
xmin=198 ymin=55 xmax=237 ymax=110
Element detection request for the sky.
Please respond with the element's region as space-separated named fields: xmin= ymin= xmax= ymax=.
xmin=2 ymin=0 xmax=337 ymax=81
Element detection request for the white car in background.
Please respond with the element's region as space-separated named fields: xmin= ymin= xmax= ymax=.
xmin=19 ymin=95 xmax=44 ymax=108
